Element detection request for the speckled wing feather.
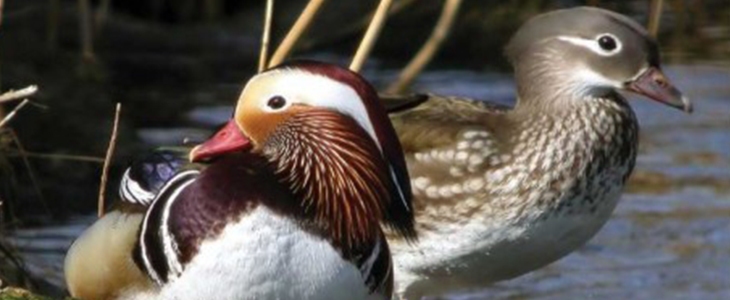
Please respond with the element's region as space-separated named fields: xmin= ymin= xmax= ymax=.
xmin=385 ymin=94 xmax=510 ymax=153
xmin=382 ymin=94 xmax=515 ymax=241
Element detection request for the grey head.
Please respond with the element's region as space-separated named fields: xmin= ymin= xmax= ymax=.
xmin=505 ymin=6 xmax=692 ymax=113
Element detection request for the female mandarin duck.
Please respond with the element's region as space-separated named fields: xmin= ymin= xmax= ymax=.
xmin=64 ymin=61 xmax=415 ymax=300
xmin=384 ymin=7 xmax=692 ymax=298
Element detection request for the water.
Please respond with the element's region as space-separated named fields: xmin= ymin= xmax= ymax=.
xmin=7 ymin=64 xmax=730 ymax=299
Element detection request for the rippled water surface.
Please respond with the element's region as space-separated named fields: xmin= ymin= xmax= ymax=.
xmin=8 ymin=64 xmax=730 ymax=299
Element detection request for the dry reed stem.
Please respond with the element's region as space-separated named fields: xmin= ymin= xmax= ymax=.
xmin=0 ymin=100 xmax=30 ymax=129
xmin=78 ymin=0 xmax=94 ymax=60
xmin=0 ymin=86 xmax=38 ymax=104
xmin=386 ymin=0 xmax=462 ymax=94
xmin=296 ymin=0 xmax=416 ymax=51
xmin=0 ymin=86 xmax=46 ymax=211
xmin=268 ymin=0 xmax=327 ymax=68
xmin=648 ymin=0 xmax=664 ymax=37
xmin=0 ymin=0 xmax=4 ymax=28
xmin=349 ymin=0 xmax=393 ymax=72
xmin=97 ymin=103 xmax=121 ymax=218
xmin=259 ymin=0 xmax=275 ymax=72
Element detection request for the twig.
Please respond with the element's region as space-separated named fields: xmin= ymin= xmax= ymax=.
xmin=0 ymin=0 xmax=5 ymax=28
xmin=268 ymin=0 xmax=327 ymax=68
xmin=0 ymin=100 xmax=31 ymax=129
xmin=386 ymin=0 xmax=462 ymax=94
xmin=259 ymin=0 xmax=274 ymax=72
xmin=3 ymin=151 xmax=105 ymax=163
xmin=97 ymin=103 xmax=121 ymax=218
xmin=0 ymin=86 xmax=38 ymax=104
xmin=349 ymin=0 xmax=393 ymax=72
xmin=648 ymin=0 xmax=664 ymax=37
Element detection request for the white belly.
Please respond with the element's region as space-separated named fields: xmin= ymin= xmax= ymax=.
xmin=136 ymin=207 xmax=377 ymax=300
xmin=391 ymin=188 xmax=622 ymax=298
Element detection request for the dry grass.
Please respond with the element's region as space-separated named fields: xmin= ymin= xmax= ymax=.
xmin=349 ymin=0 xmax=393 ymax=72
xmin=258 ymin=0 xmax=274 ymax=72
xmin=0 ymin=87 xmax=37 ymax=291
xmin=97 ymin=103 xmax=121 ymax=218
xmin=268 ymin=0 xmax=328 ymax=67
xmin=386 ymin=0 xmax=463 ymax=93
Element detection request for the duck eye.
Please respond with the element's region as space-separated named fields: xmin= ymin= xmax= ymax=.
xmin=267 ymin=96 xmax=287 ymax=110
xmin=597 ymin=35 xmax=617 ymax=51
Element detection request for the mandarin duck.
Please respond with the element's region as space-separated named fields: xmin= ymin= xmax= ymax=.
xmin=383 ymin=7 xmax=692 ymax=298
xmin=64 ymin=61 xmax=416 ymax=300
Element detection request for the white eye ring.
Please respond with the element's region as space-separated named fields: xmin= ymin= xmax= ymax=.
xmin=557 ymin=33 xmax=622 ymax=57
xmin=594 ymin=33 xmax=622 ymax=55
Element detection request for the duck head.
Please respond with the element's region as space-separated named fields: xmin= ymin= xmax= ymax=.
xmin=191 ymin=61 xmax=416 ymax=242
xmin=506 ymin=6 xmax=692 ymax=113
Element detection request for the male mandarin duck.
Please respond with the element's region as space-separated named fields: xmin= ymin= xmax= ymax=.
xmin=64 ymin=61 xmax=415 ymax=300
xmin=383 ymin=7 xmax=692 ymax=298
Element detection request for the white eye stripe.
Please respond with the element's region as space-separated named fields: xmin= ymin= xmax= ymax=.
xmin=557 ymin=33 xmax=622 ymax=56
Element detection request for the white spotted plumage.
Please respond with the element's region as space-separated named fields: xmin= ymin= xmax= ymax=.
xmin=392 ymin=96 xmax=637 ymax=297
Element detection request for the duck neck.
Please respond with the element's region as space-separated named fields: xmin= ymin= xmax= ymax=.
xmin=263 ymin=110 xmax=392 ymax=248
xmin=508 ymin=49 xmax=638 ymax=156
xmin=511 ymin=51 xmax=617 ymax=114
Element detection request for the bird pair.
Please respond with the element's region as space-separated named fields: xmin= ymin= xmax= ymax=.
xmin=64 ymin=6 xmax=691 ymax=300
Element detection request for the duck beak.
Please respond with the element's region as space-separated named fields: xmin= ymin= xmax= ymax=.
xmin=190 ymin=120 xmax=251 ymax=162
xmin=626 ymin=67 xmax=693 ymax=113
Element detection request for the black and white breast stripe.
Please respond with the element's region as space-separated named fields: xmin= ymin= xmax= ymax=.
xmin=354 ymin=234 xmax=393 ymax=295
xmin=120 ymin=169 xmax=156 ymax=206
xmin=135 ymin=170 xmax=200 ymax=285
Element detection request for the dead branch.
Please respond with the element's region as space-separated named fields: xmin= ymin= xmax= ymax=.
xmin=349 ymin=0 xmax=393 ymax=72
xmin=386 ymin=0 xmax=462 ymax=94
xmin=0 ymin=100 xmax=31 ymax=129
xmin=259 ymin=0 xmax=275 ymax=72
xmin=97 ymin=103 xmax=121 ymax=218
xmin=268 ymin=0 xmax=327 ymax=68
xmin=0 ymin=86 xmax=38 ymax=104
